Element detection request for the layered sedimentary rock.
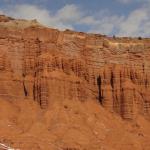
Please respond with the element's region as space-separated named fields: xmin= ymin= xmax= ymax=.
xmin=0 ymin=15 xmax=150 ymax=121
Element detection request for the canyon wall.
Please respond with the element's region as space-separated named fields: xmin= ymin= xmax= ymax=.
xmin=0 ymin=15 xmax=150 ymax=120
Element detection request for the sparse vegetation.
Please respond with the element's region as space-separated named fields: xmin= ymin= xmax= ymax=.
xmin=138 ymin=36 xmax=142 ymax=40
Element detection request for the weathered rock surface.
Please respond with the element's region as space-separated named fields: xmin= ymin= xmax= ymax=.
xmin=0 ymin=15 xmax=150 ymax=150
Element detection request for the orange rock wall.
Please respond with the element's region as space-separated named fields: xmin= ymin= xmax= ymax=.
xmin=0 ymin=27 xmax=150 ymax=119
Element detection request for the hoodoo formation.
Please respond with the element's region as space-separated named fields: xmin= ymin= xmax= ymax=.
xmin=0 ymin=15 xmax=150 ymax=150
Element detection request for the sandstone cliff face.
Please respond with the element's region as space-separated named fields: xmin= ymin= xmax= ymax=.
xmin=1 ymin=19 xmax=150 ymax=119
xmin=0 ymin=15 xmax=150 ymax=150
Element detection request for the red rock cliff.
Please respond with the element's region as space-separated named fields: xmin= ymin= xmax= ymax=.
xmin=0 ymin=15 xmax=150 ymax=120
xmin=0 ymin=15 xmax=150 ymax=150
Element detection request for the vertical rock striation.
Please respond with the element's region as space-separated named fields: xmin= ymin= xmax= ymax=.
xmin=0 ymin=15 xmax=150 ymax=120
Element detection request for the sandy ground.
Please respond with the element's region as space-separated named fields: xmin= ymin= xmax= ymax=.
xmin=0 ymin=97 xmax=150 ymax=150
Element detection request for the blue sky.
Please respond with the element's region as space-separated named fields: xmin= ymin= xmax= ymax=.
xmin=0 ymin=0 xmax=150 ymax=37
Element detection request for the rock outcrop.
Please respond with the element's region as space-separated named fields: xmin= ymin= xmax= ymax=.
xmin=0 ymin=15 xmax=150 ymax=150
xmin=0 ymin=15 xmax=150 ymax=119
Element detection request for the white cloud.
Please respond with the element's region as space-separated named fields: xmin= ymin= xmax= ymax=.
xmin=118 ymin=6 xmax=150 ymax=36
xmin=56 ymin=4 xmax=83 ymax=23
xmin=1 ymin=4 xmax=77 ymax=30
xmin=8 ymin=5 xmax=51 ymax=24
xmin=0 ymin=3 xmax=150 ymax=37
xmin=85 ymin=15 xmax=124 ymax=35
xmin=81 ymin=4 xmax=150 ymax=37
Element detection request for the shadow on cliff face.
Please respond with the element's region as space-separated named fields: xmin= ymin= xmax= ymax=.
xmin=97 ymin=75 xmax=103 ymax=105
